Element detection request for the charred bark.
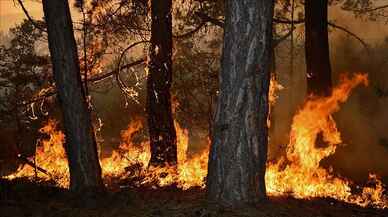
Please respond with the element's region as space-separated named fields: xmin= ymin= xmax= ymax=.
xmin=207 ymin=0 xmax=274 ymax=206
xmin=42 ymin=0 xmax=103 ymax=192
xmin=305 ymin=0 xmax=332 ymax=96
xmin=147 ymin=0 xmax=177 ymax=166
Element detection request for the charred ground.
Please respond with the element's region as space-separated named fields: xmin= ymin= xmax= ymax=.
xmin=1 ymin=178 xmax=387 ymax=217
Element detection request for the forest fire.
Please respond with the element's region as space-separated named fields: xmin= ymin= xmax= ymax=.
xmin=4 ymin=119 xmax=208 ymax=190
xmin=265 ymin=73 xmax=388 ymax=209
xmin=4 ymin=120 xmax=69 ymax=188
xmin=3 ymin=1 xmax=388 ymax=216
xmin=3 ymin=74 xmax=387 ymax=208
xmin=101 ymin=119 xmax=208 ymax=190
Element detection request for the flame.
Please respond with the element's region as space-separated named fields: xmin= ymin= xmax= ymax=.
xmin=266 ymin=73 xmax=387 ymax=208
xmin=269 ymin=75 xmax=284 ymax=107
xmin=101 ymin=120 xmax=208 ymax=190
xmin=4 ymin=119 xmax=69 ymax=188
xmin=3 ymin=74 xmax=387 ymax=208
xmin=101 ymin=119 xmax=149 ymax=178
xmin=268 ymin=76 xmax=284 ymax=128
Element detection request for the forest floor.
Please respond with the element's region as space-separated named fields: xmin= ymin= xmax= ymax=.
xmin=0 ymin=178 xmax=387 ymax=217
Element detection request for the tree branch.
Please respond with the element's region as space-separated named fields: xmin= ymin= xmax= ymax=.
xmin=273 ymin=26 xmax=296 ymax=47
xmin=88 ymin=58 xmax=145 ymax=83
xmin=16 ymin=0 xmax=46 ymax=32
xmin=173 ymin=22 xmax=207 ymax=39
xmin=115 ymin=41 xmax=149 ymax=96
xmin=353 ymin=4 xmax=388 ymax=13
xmin=273 ymin=18 xmax=305 ymax=25
xmin=19 ymin=59 xmax=146 ymax=106
xmin=17 ymin=154 xmax=52 ymax=177
xmin=270 ymin=17 xmax=370 ymax=51
xmin=328 ymin=21 xmax=369 ymax=51
xmin=193 ymin=13 xmax=307 ymax=29
xmin=195 ymin=12 xmax=224 ymax=28
xmin=173 ymin=13 xmax=300 ymax=47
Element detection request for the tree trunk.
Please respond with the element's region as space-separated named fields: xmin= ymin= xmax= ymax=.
xmin=305 ymin=0 xmax=332 ymax=96
xmin=42 ymin=0 xmax=103 ymax=192
xmin=207 ymin=0 xmax=274 ymax=206
xmin=147 ymin=0 xmax=177 ymax=166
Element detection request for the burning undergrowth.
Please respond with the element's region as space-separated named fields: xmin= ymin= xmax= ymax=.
xmin=4 ymin=118 xmax=209 ymax=191
xmin=3 ymin=74 xmax=388 ymax=209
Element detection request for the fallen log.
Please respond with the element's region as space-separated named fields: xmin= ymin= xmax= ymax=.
xmin=17 ymin=154 xmax=52 ymax=178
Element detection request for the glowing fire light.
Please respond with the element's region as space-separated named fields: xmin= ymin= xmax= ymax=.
xmin=266 ymin=73 xmax=387 ymax=209
xmin=3 ymin=74 xmax=387 ymax=208
xmin=4 ymin=119 xmax=69 ymax=188
xmin=101 ymin=119 xmax=208 ymax=190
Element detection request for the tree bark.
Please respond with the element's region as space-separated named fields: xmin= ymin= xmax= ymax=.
xmin=147 ymin=0 xmax=177 ymax=166
xmin=42 ymin=0 xmax=103 ymax=192
xmin=305 ymin=0 xmax=332 ymax=96
xmin=207 ymin=0 xmax=274 ymax=206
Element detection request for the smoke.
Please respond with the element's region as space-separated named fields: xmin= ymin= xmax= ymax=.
xmin=90 ymin=6 xmax=388 ymax=185
xmin=269 ymin=4 xmax=388 ymax=184
xmin=2 ymin=1 xmax=386 ymax=186
xmin=328 ymin=35 xmax=388 ymax=183
xmin=269 ymin=31 xmax=388 ymax=184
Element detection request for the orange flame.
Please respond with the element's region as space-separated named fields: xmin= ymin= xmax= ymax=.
xmin=4 ymin=119 xmax=69 ymax=188
xmin=266 ymin=73 xmax=387 ymax=208
xmin=3 ymin=74 xmax=387 ymax=208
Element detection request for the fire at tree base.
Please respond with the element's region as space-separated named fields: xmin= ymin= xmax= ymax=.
xmin=3 ymin=73 xmax=387 ymax=209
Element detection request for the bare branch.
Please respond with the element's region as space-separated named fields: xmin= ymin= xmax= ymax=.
xmin=328 ymin=21 xmax=369 ymax=51
xmin=353 ymin=4 xmax=388 ymax=13
xmin=273 ymin=18 xmax=305 ymax=25
xmin=193 ymin=13 xmax=306 ymax=29
xmin=270 ymin=17 xmax=370 ymax=51
xmin=274 ymin=26 xmax=296 ymax=47
xmin=173 ymin=22 xmax=207 ymax=39
xmin=19 ymin=59 xmax=147 ymax=106
xmin=88 ymin=58 xmax=146 ymax=83
xmin=195 ymin=12 xmax=225 ymax=28
xmin=116 ymin=41 xmax=149 ymax=96
xmin=17 ymin=154 xmax=52 ymax=177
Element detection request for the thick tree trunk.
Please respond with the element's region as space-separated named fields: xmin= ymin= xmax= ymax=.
xmin=147 ymin=0 xmax=177 ymax=166
xmin=207 ymin=0 xmax=274 ymax=206
xmin=42 ymin=0 xmax=103 ymax=192
xmin=305 ymin=0 xmax=332 ymax=96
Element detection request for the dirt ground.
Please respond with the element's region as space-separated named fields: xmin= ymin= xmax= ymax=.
xmin=0 ymin=178 xmax=387 ymax=217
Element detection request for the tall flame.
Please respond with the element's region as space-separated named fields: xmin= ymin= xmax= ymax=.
xmin=3 ymin=74 xmax=387 ymax=208
xmin=266 ymin=73 xmax=387 ymax=208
